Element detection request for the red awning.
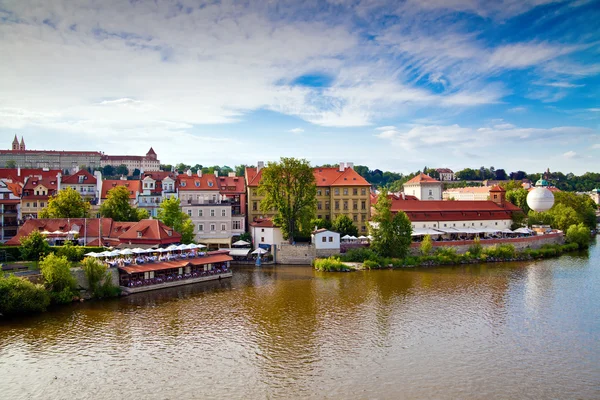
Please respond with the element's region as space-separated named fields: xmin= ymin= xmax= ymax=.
xmin=118 ymin=254 xmax=233 ymax=274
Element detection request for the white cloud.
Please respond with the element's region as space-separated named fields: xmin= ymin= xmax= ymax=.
xmin=536 ymin=81 xmax=585 ymax=88
xmin=508 ymin=107 xmax=527 ymax=113
xmin=563 ymin=150 xmax=580 ymax=159
xmin=591 ymin=144 xmax=600 ymax=149
xmin=288 ymin=128 xmax=304 ymax=134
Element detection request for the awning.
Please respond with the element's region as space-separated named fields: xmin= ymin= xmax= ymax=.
xmin=411 ymin=228 xmax=443 ymax=236
xmin=226 ymin=248 xmax=252 ymax=257
xmin=118 ymin=254 xmax=233 ymax=274
xmin=198 ymin=238 xmax=232 ymax=245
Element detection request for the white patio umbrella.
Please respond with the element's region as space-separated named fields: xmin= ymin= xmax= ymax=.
xmin=108 ymin=250 xmax=122 ymax=257
xmin=67 ymin=230 xmax=79 ymax=234
xmin=367 ymin=235 xmax=374 ymax=240
xmin=195 ymin=244 xmax=207 ymax=249
xmin=84 ymin=252 xmax=102 ymax=257
xmin=349 ymin=235 xmax=358 ymax=240
xmin=183 ymin=243 xmax=196 ymax=250
xmin=119 ymin=249 xmax=134 ymax=255
xmin=341 ymin=234 xmax=352 ymax=240
xmin=96 ymin=251 xmax=112 ymax=258
xmin=131 ymin=248 xmax=146 ymax=254
xmin=232 ymin=240 xmax=251 ymax=246
xmin=358 ymin=235 xmax=368 ymax=240
xmin=166 ymin=244 xmax=179 ymax=251
xmin=251 ymin=248 xmax=267 ymax=255
xmin=51 ymin=230 xmax=65 ymax=235
xmin=40 ymin=230 xmax=51 ymax=235
xmin=176 ymin=244 xmax=188 ymax=251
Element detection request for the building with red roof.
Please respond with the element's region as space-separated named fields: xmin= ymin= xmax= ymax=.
xmin=403 ymin=173 xmax=444 ymax=200
xmin=60 ymin=169 xmax=102 ymax=205
xmin=436 ymin=168 xmax=455 ymax=181
xmin=100 ymin=147 xmax=160 ymax=174
xmin=137 ymin=171 xmax=178 ymax=217
xmin=20 ymin=175 xmax=59 ymax=219
xmin=0 ymin=180 xmax=20 ymax=242
xmin=100 ymin=179 xmax=142 ymax=205
xmin=246 ymin=161 xmax=372 ymax=233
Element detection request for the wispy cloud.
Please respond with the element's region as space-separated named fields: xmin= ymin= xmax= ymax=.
xmin=288 ymin=128 xmax=304 ymax=134
xmin=563 ymin=150 xmax=581 ymax=159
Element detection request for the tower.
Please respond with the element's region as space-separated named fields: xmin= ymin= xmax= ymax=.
xmin=12 ymin=135 xmax=18 ymax=150
xmin=19 ymin=137 xmax=25 ymax=151
xmin=489 ymin=185 xmax=505 ymax=207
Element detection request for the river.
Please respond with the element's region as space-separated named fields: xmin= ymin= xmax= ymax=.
xmin=1 ymin=241 xmax=599 ymax=399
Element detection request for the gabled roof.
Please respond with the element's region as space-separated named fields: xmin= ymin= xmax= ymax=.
xmin=218 ymin=175 xmax=246 ymax=193
xmin=62 ymin=169 xmax=97 ymax=184
xmin=143 ymin=171 xmax=176 ymax=181
xmin=23 ymin=176 xmax=58 ymax=191
xmin=146 ymin=147 xmax=156 ymax=156
xmin=436 ymin=168 xmax=454 ymax=173
xmin=117 ymin=219 xmax=181 ymax=243
xmin=246 ymin=167 xmax=370 ymax=187
xmin=0 ymin=168 xmax=62 ymax=184
xmin=177 ymin=173 xmax=220 ymax=191
xmin=404 ymin=173 xmax=440 ymax=185
xmin=6 ymin=218 xmax=118 ymax=245
xmin=101 ymin=180 xmax=142 ymax=199
xmin=489 ymin=185 xmax=505 ymax=192
xmin=250 ymin=218 xmax=275 ymax=228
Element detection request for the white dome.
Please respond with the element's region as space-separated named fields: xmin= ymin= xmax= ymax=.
xmin=527 ymin=187 xmax=555 ymax=212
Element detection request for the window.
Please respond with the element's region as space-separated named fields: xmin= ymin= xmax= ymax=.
xmin=361 ymin=188 xmax=366 ymax=195
xmin=361 ymin=214 xmax=366 ymax=221
xmin=210 ymin=209 xmax=215 ymax=217
xmin=335 ymin=201 xmax=339 ymax=210
xmin=253 ymin=202 xmax=258 ymax=211
xmin=40 ymin=202 xmax=44 ymax=207
xmin=210 ymin=224 xmax=216 ymax=231
xmin=353 ymin=215 xmax=358 ymax=222
xmin=261 ymin=228 xmax=264 ymax=232
xmin=329 ymin=236 xmax=333 ymax=242
xmin=26 ymin=202 xmax=30 ymax=207
xmin=353 ymin=201 xmax=358 ymax=210
xmin=334 ymin=189 xmax=339 ymax=195
xmin=343 ymin=201 xmax=348 ymax=210
xmin=361 ymin=200 xmax=367 ymax=210
xmin=187 ymin=209 xmax=192 ymax=216
xmin=167 ymin=230 xmax=173 ymax=236
xmin=343 ymin=189 xmax=348 ymax=195
xmin=480 ymin=223 xmax=483 ymax=226
xmin=495 ymin=222 xmax=498 ymax=225
xmin=222 ymin=209 xmax=226 ymax=217
xmin=428 ymin=189 xmax=433 ymax=196
xmin=137 ymin=231 xmax=142 ymax=238
xmin=33 ymin=202 xmax=37 ymax=207
xmin=180 ymin=181 xmax=186 ymax=187
xmin=221 ymin=224 xmax=226 ymax=231
xmin=444 ymin=224 xmax=447 ymax=227
xmin=233 ymin=220 xmax=241 ymax=230
xmin=325 ymin=189 xmax=330 ymax=196
xmin=198 ymin=224 xmax=204 ymax=231
xmin=317 ymin=202 xmax=322 ymax=210
xmin=317 ymin=189 xmax=322 ymax=196
xmin=322 ymin=236 xmax=326 ymax=242
xmin=261 ymin=237 xmax=265 ymax=242
xmin=198 ymin=209 xmax=203 ymax=217
xmin=353 ymin=188 xmax=358 ymax=195
xmin=494 ymin=194 xmax=498 ymax=200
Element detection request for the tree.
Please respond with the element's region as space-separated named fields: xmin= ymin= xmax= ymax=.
xmin=175 ymin=163 xmax=190 ymax=173
xmin=5 ymin=160 xmax=16 ymax=168
xmin=500 ymin=180 xmax=523 ymax=192
xmin=566 ymin=223 xmax=590 ymax=249
xmin=20 ymin=231 xmax=50 ymax=262
xmin=420 ymin=234 xmax=433 ymax=255
xmin=102 ymin=165 xmax=116 ymax=176
xmin=132 ymin=168 xmax=141 ymax=177
xmin=331 ymin=215 xmax=358 ymax=237
xmin=495 ymin=169 xmax=507 ymax=180
xmin=370 ymin=189 xmax=412 ymax=258
xmin=160 ymin=164 xmax=173 ymax=172
xmin=39 ymin=187 xmax=91 ymax=218
xmin=552 ymin=191 xmax=597 ymax=229
xmin=0 ymin=275 xmax=50 ymax=316
xmin=258 ymin=157 xmax=317 ymax=242
xmin=310 ymin=217 xmax=332 ymax=231
xmin=99 ymin=186 xmax=142 ymax=222
xmin=548 ymin=204 xmax=580 ymax=232
xmin=506 ymin=188 xmax=530 ymax=214
xmin=136 ymin=208 xmax=150 ymax=220
xmin=115 ymin=164 xmax=129 ymax=176
xmin=235 ymin=164 xmax=249 ymax=177
xmin=82 ymin=257 xmax=118 ymax=298
xmin=39 ymin=253 xmax=77 ymax=304
xmin=157 ymin=197 xmax=195 ymax=243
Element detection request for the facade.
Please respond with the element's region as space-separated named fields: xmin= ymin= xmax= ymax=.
xmin=0 ymin=180 xmax=20 ymax=242
xmin=589 ymin=189 xmax=600 ymax=205
xmin=60 ymin=169 xmax=102 ymax=205
xmin=246 ymin=162 xmax=371 ymax=233
xmin=100 ymin=147 xmax=160 ymax=174
xmin=177 ymin=171 xmax=244 ymax=248
xmin=20 ymin=175 xmax=59 ymax=219
xmin=249 ymin=218 xmax=284 ymax=249
xmin=137 ymin=171 xmax=178 ymax=217
xmin=2 ymin=136 xmax=102 ymax=171
xmin=311 ymin=228 xmax=340 ymax=250
xmin=403 ymin=173 xmax=443 ymax=200
xmin=436 ymin=168 xmax=455 ymax=181
xmin=100 ymin=179 xmax=142 ymax=206
xmin=115 ymin=219 xmax=181 ymax=247
xmin=443 ymin=186 xmax=492 ymax=201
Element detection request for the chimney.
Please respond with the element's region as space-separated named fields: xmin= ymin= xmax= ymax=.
xmin=257 ymin=161 xmax=264 ymax=172
xmin=57 ymin=172 xmax=62 ymax=192
xmin=214 ymin=170 xmax=218 ymax=177
xmin=120 ymin=175 xmax=127 ymax=180
xmin=197 ymin=170 xmax=202 ymax=177
xmin=186 ymin=169 xmax=192 ymax=177
xmin=228 ymin=172 xmax=235 ymax=177
xmin=339 ymin=162 xmax=345 ymax=172
xmin=402 ymin=192 xmax=405 ymax=200
xmin=17 ymin=166 xmax=21 ymax=177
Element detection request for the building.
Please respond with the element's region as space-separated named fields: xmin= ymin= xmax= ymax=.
xmin=60 ymin=169 xmax=102 ymax=205
xmin=177 ymin=170 xmax=245 ymax=248
xmin=1 ymin=136 xmax=102 ymax=171
xmin=100 ymin=147 xmax=160 ymax=174
xmin=311 ymin=228 xmax=340 ymax=250
xmin=0 ymin=167 xmax=63 ymax=184
xmin=403 ymin=173 xmax=443 ymax=200
xmin=137 ymin=171 xmax=178 ymax=217
xmin=589 ymin=189 xmax=600 ymax=205
xmin=249 ymin=218 xmax=284 ymax=250
xmin=245 ymin=162 xmax=371 ymax=233
xmin=384 ymin=186 xmax=522 ymax=232
xmin=443 ymin=186 xmax=492 ymax=201
xmin=0 ymin=180 xmax=20 ymax=242
xmin=436 ymin=168 xmax=455 ymax=181
xmin=114 ymin=219 xmax=181 ymax=247
xmin=100 ymin=179 xmax=142 ymax=206
xmin=20 ymin=175 xmax=59 ymax=219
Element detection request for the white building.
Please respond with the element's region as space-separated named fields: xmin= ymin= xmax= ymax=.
xmin=311 ymin=229 xmax=340 ymax=250
xmin=436 ymin=168 xmax=455 ymax=181
xmin=443 ymin=186 xmax=492 ymax=201
xmin=100 ymin=147 xmax=160 ymax=174
xmin=403 ymin=173 xmax=443 ymax=200
xmin=249 ymin=219 xmax=284 ymax=250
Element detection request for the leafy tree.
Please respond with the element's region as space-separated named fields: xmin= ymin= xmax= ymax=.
xmin=82 ymin=257 xmax=119 ymax=298
xmin=115 ymin=164 xmax=129 ymax=176
xmin=495 ymin=169 xmax=507 ymax=180
xmin=39 ymin=187 xmax=91 ymax=218
xmin=136 ymin=208 xmax=150 ymax=220
xmin=258 ymin=157 xmax=317 ymax=242
xmin=102 ymin=165 xmax=116 ymax=176
xmin=99 ymin=186 xmax=142 ymax=222
xmin=510 ymin=171 xmax=527 ymax=180
xmin=552 ymin=191 xmax=597 ymax=229
xmin=20 ymin=231 xmax=50 ymax=262
xmin=506 ymin=188 xmax=530 ymax=214
xmin=548 ymin=204 xmax=580 ymax=232
xmin=220 ymin=165 xmax=234 ymax=176
xmin=0 ymin=275 xmax=50 ymax=316
xmin=420 ymin=234 xmax=433 ymax=255
xmin=332 ymin=215 xmax=358 ymax=237
xmin=39 ymin=253 xmax=77 ymax=304
xmin=160 ymin=164 xmax=173 ymax=172
xmin=235 ymin=164 xmax=249 ymax=177
xmin=239 ymin=232 xmax=252 ymax=244
xmin=157 ymin=197 xmax=195 ymax=243
xmin=500 ymin=180 xmax=523 ymax=191
xmin=132 ymin=168 xmax=141 ymax=177
xmin=175 ymin=163 xmax=190 ymax=173
xmin=5 ymin=159 xmax=16 ymax=168
xmin=527 ymin=210 xmax=554 ymax=227
xmin=566 ymin=223 xmax=590 ymax=249
xmin=190 ymin=164 xmax=203 ymax=174
xmin=310 ymin=217 xmax=332 ymax=231
xmin=370 ymin=189 xmax=412 ymax=258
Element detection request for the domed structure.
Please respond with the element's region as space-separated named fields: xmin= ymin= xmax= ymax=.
xmin=527 ymin=186 xmax=554 ymax=212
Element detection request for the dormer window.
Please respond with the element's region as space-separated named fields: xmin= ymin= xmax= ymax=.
xmin=181 ymin=181 xmax=186 ymax=187
xmin=168 ymin=230 xmax=173 ymax=236
xmin=208 ymin=181 xmax=213 ymax=187
xmin=137 ymin=231 xmax=142 ymax=238
xmin=195 ymin=182 xmax=200 ymax=187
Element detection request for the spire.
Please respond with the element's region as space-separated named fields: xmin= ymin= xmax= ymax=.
xmin=19 ymin=137 xmax=25 ymax=150
xmin=12 ymin=135 xmax=18 ymax=150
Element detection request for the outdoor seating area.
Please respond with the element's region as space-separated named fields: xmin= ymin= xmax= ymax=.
xmin=85 ymin=243 xmax=207 ymax=268
xmin=410 ymin=227 xmax=537 ymax=242
xmin=123 ymin=263 xmax=231 ymax=289
xmin=341 ymin=235 xmax=372 ymax=243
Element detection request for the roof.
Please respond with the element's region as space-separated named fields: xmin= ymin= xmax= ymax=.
xmin=5 ymin=182 xmax=22 ymax=197
xmin=177 ymin=173 xmax=220 ymax=191
xmin=101 ymin=180 xmax=142 ymax=199
xmin=0 ymin=150 xmax=101 ymax=156
xmin=250 ymin=218 xmax=275 ymax=228
xmin=405 ymin=210 xmax=514 ymax=222
xmin=62 ymin=169 xmax=97 ymax=185
xmin=143 ymin=171 xmax=176 ymax=181
xmin=436 ymin=168 xmax=454 ymax=173
xmin=6 ymin=218 xmax=119 ymax=245
xmin=489 ymin=185 xmax=505 ymax=192
xmin=389 ymin=198 xmax=521 ymax=213
xmin=118 ymin=254 xmax=233 ymax=274
xmin=404 ymin=173 xmax=440 ymax=185
xmin=23 ymin=176 xmax=58 ymax=191
xmin=245 ymin=166 xmax=370 ymax=187
xmin=146 ymin=147 xmax=156 ymax=156
xmin=217 ymin=175 xmax=246 ymax=193
xmin=444 ymin=186 xmax=492 ymax=194
xmin=117 ymin=219 xmax=182 ymax=243
xmin=312 ymin=228 xmax=339 ymax=235
xmin=0 ymin=168 xmax=62 ymax=184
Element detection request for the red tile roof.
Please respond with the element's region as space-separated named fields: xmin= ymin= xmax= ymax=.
xmin=217 ymin=175 xmax=246 ymax=193
xmin=245 ymin=167 xmax=370 ymax=187
xmin=250 ymin=218 xmax=275 ymax=228
xmin=0 ymin=168 xmax=62 ymax=184
xmin=6 ymin=218 xmax=118 ymax=245
xmin=23 ymin=176 xmax=58 ymax=191
xmin=404 ymin=173 xmax=440 ymax=184
xmin=62 ymin=169 xmax=97 ymax=184
xmin=101 ymin=180 xmax=142 ymax=199
xmin=117 ymin=219 xmax=181 ymax=244
xmin=444 ymin=186 xmax=492 ymax=193
xmin=177 ymin=173 xmax=220 ymax=191
xmin=6 ymin=182 xmax=22 ymax=197
xmin=0 ymin=150 xmax=100 ymax=156
xmin=146 ymin=147 xmax=157 ymax=156
xmin=436 ymin=168 xmax=454 ymax=173
xmin=143 ymin=171 xmax=176 ymax=181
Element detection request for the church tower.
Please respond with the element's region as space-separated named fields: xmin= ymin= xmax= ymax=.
xmin=12 ymin=135 xmax=19 ymax=150
xmin=19 ymin=137 xmax=25 ymax=150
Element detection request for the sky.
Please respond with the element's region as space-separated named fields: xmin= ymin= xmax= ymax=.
xmin=1 ymin=0 xmax=599 ymax=175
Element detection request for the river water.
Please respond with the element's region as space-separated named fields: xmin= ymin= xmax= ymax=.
xmin=1 ymin=242 xmax=599 ymax=400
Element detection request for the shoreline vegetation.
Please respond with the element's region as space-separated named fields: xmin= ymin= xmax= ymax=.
xmin=313 ymin=241 xmax=585 ymax=272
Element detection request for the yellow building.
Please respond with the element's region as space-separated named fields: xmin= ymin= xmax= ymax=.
xmin=21 ymin=176 xmax=59 ymax=219
xmin=245 ymin=162 xmax=371 ymax=233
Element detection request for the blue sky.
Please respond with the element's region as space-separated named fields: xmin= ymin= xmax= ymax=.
xmin=0 ymin=0 xmax=598 ymax=174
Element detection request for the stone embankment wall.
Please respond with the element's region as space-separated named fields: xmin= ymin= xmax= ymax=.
xmin=71 ymin=267 xmax=119 ymax=290
xmin=276 ymin=243 xmax=316 ymax=264
xmin=408 ymin=233 xmax=564 ymax=255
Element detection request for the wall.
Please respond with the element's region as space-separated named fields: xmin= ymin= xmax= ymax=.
xmin=277 ymin=243 xmax=316 ymax=264
xmin=409 ymin=232 xmax=564 ymax=255
xmin=313 ymin=231 xmax=340 ymax=249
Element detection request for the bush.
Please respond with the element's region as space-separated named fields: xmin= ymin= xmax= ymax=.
xmin=468 ymin=237 xmax=483 ymax=257
xmin=82 ymin=257 xmax=119 ymax=298
xmin=0 ymin=275 xmax=51 ymax=316
xmin=566 ymin=223 xmax=590 ymax=249
xmin=313 ymin=257 xmax=353 ymax=272
xmin=56 ymin=241 xmax=85 ymax=262
xmin=39 ymin=253 xmax=77 ymax=304
xmin=363 ymin=260 xmax=380 ymax=270
xmin=0 ymin=246 xmax=23 ymax=261
xmin=20 ymin=231 xmax=50 ymax=262
xmin=420 ymin=235 xmax=433 ymax=255
xmin=340 ymin=248 xmax=379 ymax=262
xmin=483 ymin=244 xmax=516 ymax=259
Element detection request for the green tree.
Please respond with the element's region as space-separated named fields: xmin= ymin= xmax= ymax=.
xmin=370 ymin=189 xmax=413 ymax=258
xmin=157 ymin=197 xmax=195 ymax=243
xmin=132 ymin=168 xmax=141 ymax=177
xmin=258 ymin=157 xmax=317 ymax=242
xmin=102 ymin=165 xmax=116 ymax=176
xmin=239 ymin=232 xmax=252 ymax=243
xmin=310 ymin=217 xmax=332 ymax=231
xmin=5 ymin=160 xmax=16 ymax=168
xmin=56 ymin=241 xmax=85 ymax=262
xmin=115 ymin=164 xmax=129 ymax=176
xmin=20 ymin=231 xmax=50 ymax=262
xmin=39 ymin=187 xmax=91 ymax=218
xmin=39 ymin=253 xmax=77 ymax=304
xmin=552 ymin=191 xmax=597 ymax=229
xmin=566 ymin=223 xmax=590 ymax=249
xmin=235 ymin=164 xmax=249 ymax=177
xmin=332 ymin=215 xmax=358 ymax=237
xmin=506 ymin=188 xmax=530 ymax=214
xmin=420 ymin=234 xmax=433 ymax=255
xmin=500 ymin=180 xmax=525 ymax=192
xmin=160 ymin=164 xmax=173 ymax=172
xmin=99 ymin=186 xmax=141 ymax=222
xmin=175 ymin=163 xmax=190 ymax=173
xmin=548 ymin=204 xmax=580 ymax=232
xmin=82 ymin=257 xmax=119 ymax=298
xmin=0 ymin=275 xmax=50 ymax=316
xmin=136 ymin=208 xmax=150 ymax=220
